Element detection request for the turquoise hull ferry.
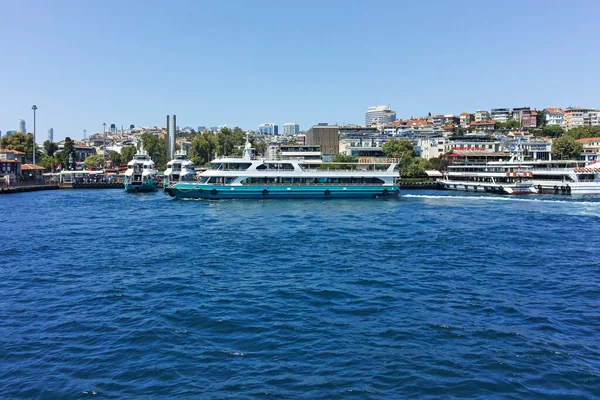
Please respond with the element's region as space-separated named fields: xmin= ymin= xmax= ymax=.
xmin=124 ymin=151 xmax=158 ymax=193
xmin=166 ymin=183 xmax=399 ymax=200
xmin=165 ymin=136 xmax=400 ymax=200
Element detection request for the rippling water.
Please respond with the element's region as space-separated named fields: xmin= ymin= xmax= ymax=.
xmin=1 ymin=189 xmax=600 ymax=398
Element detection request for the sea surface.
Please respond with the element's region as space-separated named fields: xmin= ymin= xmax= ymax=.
xmin=1 ymin=189 xmax=600 ymax=399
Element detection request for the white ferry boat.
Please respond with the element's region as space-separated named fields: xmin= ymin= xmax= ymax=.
xmin=490 ymin=160 xmax=600 ymax=195
xmin=432 ymin=164 xmax=537 ymax=195
xmin=124 ymin=151 xmax=158 ymax=192
xmin=163 ymin=150 xmax=196 ymax=185
xmin=429 ymin=157 xmax=600 ymax=195
xmin=165 ymin=136 xmax=400 ymax=200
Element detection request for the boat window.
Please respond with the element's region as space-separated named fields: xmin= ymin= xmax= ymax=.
xmin=211 ymin=163 xmax=222 ymax=170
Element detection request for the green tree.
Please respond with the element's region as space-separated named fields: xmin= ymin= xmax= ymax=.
xmin=39 ymin=155 xmax=59 ymax=171
xmin=382 ymin=138 xmax=416 ymax=172
xmin=190 ymin=132 xmax=218 ymax=166
xmin=121 ymin=146 xmax=137 ymax=164
xmin=0 ymin=132 xmax=39 ymax=163
xmin=43 ymin=140 xmax=58 ymax=156
xmin=286 ymin=140 xmax=298 ymax=145
xmin=564 ymin=126 xmax=600 ymax=140
xmin=215 ymin=127 xmax=246 ymax=157
xmin=109 ymin=151 xmax=122 ymax=165
xmin=140 ymin=133 xmax=169 ymax=170
xmin=552 ymin=135 xmax=583 ymax=160
xmin=62 ymin=137 xmax=76 ymax=169
xmin=541 ymin=125 xmax=565 ymax=138
xmin=250 ymin=137 xmax=267 ymax=158
xmin=382 ymin=138 xmax=416 ymax=159
xmin=83 ymin=154 xmax=105 ymax=169
xmin=425 ymin=157 xmax=443 ymax=170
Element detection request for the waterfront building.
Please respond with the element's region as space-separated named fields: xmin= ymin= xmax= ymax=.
xmin=577 ymin=137 xmax=600 ymax=162
xmin=17 ymin=119 xmax=26 ymax=134
xmin=459 ymin=112 xmax=472 ymax=127
xmin=305 ymin=124 xmax=339 ymax=157
xmin=48 ymin=127 xmax=54 ymax=142
xmin=57 ymin=139 xmax=96 ymax=161
xmin=282 ymin=122 xmax=300 ymax=135
xmin=415 ymin=137 xmax=451 ymax=159
xmin=474 ymin=110 xmax=490 ymax=122
xmin=491 ymin=108 xmax=511 ymax=123
xmin=543 ymin=108 xmax=565 ymax=127
xmin=0 ymin=149 xmax=25 ymax=185
xmin=365 ymin=105 xmax=396 ymax=126
xmin=259 ymin=123 xmax=278 ymax=135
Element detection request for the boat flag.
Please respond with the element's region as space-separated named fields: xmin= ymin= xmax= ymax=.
xmin=56 ymin=163 xmax=62 ymax=171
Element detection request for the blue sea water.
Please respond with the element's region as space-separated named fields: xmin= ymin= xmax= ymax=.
xmin=1 ymin=189 xmax=600 ymax=399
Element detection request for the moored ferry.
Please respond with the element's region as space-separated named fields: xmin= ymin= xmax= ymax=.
xmin=124 ymin=151 xmax=158 ymax=192
xmin=165 ymin=137 xmax=399 ymax=200
xmin=163 ymin=150 xmax=196 ymax=186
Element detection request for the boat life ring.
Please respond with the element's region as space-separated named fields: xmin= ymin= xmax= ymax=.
xmin=324 ymin=189 xmax=331 ymax=196
xmin=211 ymin=189 xmax=217 ymax=195
xmin=382 ymin=189 xmax=389 ymax=196
xmin=262 ymin=189 xmax=269 ymax=196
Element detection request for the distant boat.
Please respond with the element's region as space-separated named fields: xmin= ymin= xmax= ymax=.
xmin=163 ymin=150 xmax=196 ymax=187
xmin=165 ymin=135 xmax=400 ymax=200
xmin=124 ymin=151 xmax=157 ymax=192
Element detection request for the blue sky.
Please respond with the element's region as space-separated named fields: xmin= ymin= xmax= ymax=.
xmin=1 ymin=0 xmax=599 ymax=141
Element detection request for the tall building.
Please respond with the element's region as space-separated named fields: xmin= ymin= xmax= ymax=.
xmin=17 ymin=119 xmax=26 ymax=134
xmin=283 ymin=122 xmax=300 ymax=135
xmin=365 ymin=105 xmax=396 ymax=126
xmin=259 ymin=122 xmax=278 ymax=135
xmin=305 ymin=124 xmax=339 ymax=156
xmin=48 ymin=127 xmax=54 ymax=142
xmin=166 ymin=115 xmax=177 ymax=159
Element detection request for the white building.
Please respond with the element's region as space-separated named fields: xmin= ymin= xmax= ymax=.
xmin=543 ymin=108 xmax=565 ymax=127
xmin=365 ymin=105 xmax=396 ymax=126
xmin=490 ymin=108 xmax=511 ymax=123
xmin=259 ymin=123 xmax=278 ymax=135
xmin=282 ymin=122 xmax=300 ymax=135
xmin=17 ymin=119 xmax=26 ymax=134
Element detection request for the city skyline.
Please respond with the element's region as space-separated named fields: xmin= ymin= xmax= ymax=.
xmin=2 ymin=1 xmax=600 ymax=141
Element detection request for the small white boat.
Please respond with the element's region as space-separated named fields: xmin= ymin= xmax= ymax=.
xmin=124 ymin=151 xmax=157 ymax=192
xmin=163 ymin=150 xmax=196 ymax=186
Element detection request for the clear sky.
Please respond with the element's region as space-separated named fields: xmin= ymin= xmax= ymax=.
xmin=1 ymin=0 xmax=599 ymax=141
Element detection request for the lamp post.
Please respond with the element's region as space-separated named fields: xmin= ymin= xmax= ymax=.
xmin=32 ymin=105 xmax=37 ymax=164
